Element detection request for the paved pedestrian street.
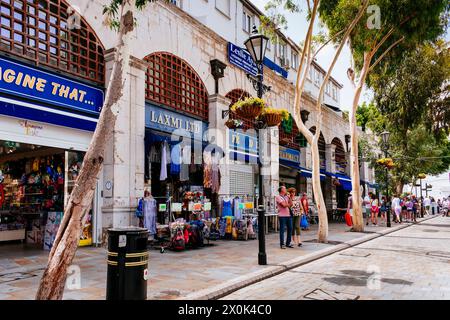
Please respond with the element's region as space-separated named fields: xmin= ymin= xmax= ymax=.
xmin=222 ymin=216 xmax=450 ymax=300
xmin=0 ymin=215 xmax=447 ymax=300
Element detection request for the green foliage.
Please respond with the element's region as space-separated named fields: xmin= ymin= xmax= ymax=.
xmin=372 ymin=41 xmax=450 ymax=141
xmin=103 ymin=0 xmax=167 ymax=31
xmin=319 ymin=0 xmax=448 ymax=74
xmin=356 ymin=102 xmax=386 ymax=133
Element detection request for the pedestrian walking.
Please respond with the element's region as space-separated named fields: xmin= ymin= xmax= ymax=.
xmin=364 ymin=192 xmax=373 ymax=226
xmin=401 ymin=197 xmax=408 ymax=222
xmin=288 ymin=188 xmax=303 ymax=247
xmin=370 ymin=193 xmax=379 ymax=226
xmin=423 ymin=196 xmax=431 ymax=215
xmin=392 ymin=194 xmax=401 ymax=223
xmin=300 ymin=193 xmax=310 ymax=230
xmin=406 ymin=197 xmax=414 ymax=222
xmin=380 ymin=196 xmax=387 ymax=225
xmin=276 ymin=186 xmax=293 ymax=249
xmin=411 ymin=195 xmax=419 ymax=223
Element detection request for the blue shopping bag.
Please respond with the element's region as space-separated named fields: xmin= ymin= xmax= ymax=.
xmin=300 ymin=214 xmax=309 ymax=229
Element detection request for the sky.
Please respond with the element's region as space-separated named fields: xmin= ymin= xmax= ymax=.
xmin=252 ymin=0 xmax=450 ymax=197
xmin=251 ymin=0 xmax=373 ymax=111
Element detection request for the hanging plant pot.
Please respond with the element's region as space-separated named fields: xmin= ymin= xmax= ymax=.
xmin=225 ymin=119 xmax=243 ymax=130
xmin=262 ymin=113 xmax=282 ymax=127
xmin=230 ymin=97 xmax=265 ymax=119
xmin=259 ymin=108 xmax=290 ymax=127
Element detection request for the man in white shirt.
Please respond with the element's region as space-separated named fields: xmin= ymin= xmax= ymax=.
xmin=363 ymin=192 xmax=373 ymax=226
xmin=443 ymin=198 xmax=450 ymax=217
xmin=423 ymin=197 xmax=431 ymax=215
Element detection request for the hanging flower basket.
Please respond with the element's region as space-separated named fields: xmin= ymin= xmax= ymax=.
xmin=230 ymin=97 xmax=266 ymax=119
xmin=258 ymin=108 xmax=290 ymax=127
xmin=418 ymin=173 xmax=427 ymax=179
xmin=225 ymin=119 xmax=243 ymax=130
xmin=376 ymin=157 xmax=395 ymax=170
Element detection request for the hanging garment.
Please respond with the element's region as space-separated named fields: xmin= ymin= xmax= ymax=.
xmin=233 ymin=197 xmax=242 ymax=220
xmin=170 ymin=143 xmax=181 ymax=175
xmin=180 ymin=143 xmax=191 ymax=181
xmin=149 ymin=144 xmax=160 ymax=163
xmin=160 ymin=142 xmax=168 ymax=181
xmin=222 ymin=198 xmax=233 ymax=217
xmin=143 ymin=198 xmax=157 ymax=236
xmin=203 ymin=152 xmax=212 ymax=189
xmin=211 ymin=153 xmax=221 ymax=193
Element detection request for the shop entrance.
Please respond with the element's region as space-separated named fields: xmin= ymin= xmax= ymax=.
xmin=0 ymin=140 xmax=93 ymax=252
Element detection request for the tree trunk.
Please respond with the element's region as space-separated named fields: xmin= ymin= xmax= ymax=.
xmin=395 ymin=181 xmax=404 ymax=195
xmin=349 ymin=54 xmax=371 ymax=232
xmin=35 ymin=5 xmax=134 ymax=300
xmin=311 ymin=139 xmax=328 ymax=242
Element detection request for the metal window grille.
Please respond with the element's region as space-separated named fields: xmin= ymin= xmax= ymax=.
xmin=144 ymin=52 xmax=209 ymax=120
xmin=0 ymin=0 xmax=105 ymax=85
xmin=225 ymin=89 xmax=252 ymax=130
xmin=230 ymin=169 xmax=253 ymax=196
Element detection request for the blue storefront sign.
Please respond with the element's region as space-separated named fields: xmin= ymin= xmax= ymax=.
xmin=0 ymin=57 xmax=104 ymax=115
xmin=229 ymin=131 xmax=258 ymax=155
xmin=228 ymin=42 xmax=259 ymax=77
xmin=228 ymin=42 xmax=288 ymax=79
xmin=145 ymin=103 xmax=208 ymax=140
xmin=279 ymin=146 xmax=300 ymax=164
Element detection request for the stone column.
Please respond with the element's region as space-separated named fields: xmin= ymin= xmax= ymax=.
xmin=260 ymin=126 xmax=279 ymax=212
xmin=325 ymin=143 xmax=337 ymax=210
xmin=101 ymin=51 xmax=147 ymax=240
xmin=208 ymin=94 xmax=231 ymax=197
xmin=303 ymin=145 xmax=313 ymax=199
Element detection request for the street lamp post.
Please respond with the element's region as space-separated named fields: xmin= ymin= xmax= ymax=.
xmin=244 ymin=26 xmax=270 ymax=265
xmin=380 ymin=130 xmax=391 ymax=227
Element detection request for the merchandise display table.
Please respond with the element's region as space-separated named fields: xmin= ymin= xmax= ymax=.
xmin=0 ymin=229 xmax=25 ymax=242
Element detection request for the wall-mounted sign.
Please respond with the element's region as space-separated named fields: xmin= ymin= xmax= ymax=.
xmin=228 ymin=42 xmax=259 ymax=77
xmin=228 ymin=42 xmax=288 ymax=79
xmin=0 ymin=57 xmax=104 ymax=115
xmin=229 ymin=131 xmax=258 ymax=155
xmin=145 ymin=104 xmax=208 ymax=139
xmin=279 ymin=146 xmax=300 ymax=164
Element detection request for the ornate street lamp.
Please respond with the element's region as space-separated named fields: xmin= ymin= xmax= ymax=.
xmin=245 ymin=25 xmax=270 ymax=265
xmin=380 ymin=130 xmax=391 ymax=227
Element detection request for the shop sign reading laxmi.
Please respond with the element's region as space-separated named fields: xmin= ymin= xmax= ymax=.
xmin=279 ymin=146 xmax=300 ymax=163
xmin=145 ymin=103 xmax=208 ymax=138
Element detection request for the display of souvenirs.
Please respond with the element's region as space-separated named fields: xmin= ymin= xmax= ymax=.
xmin=44 ymin=212 xmax=63 ymax=251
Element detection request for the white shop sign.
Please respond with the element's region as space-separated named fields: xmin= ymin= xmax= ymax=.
xmin=0 ymin=114 xmax=92 ymax=151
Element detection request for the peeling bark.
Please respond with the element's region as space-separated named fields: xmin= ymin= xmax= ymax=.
xmin=35 ymin=5 xmax=134 ymax=300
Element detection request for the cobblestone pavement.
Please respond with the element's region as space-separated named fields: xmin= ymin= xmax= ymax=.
xmin=0 ymin=216 xmax=438 ymax=300
xmin=221 ymin=216 xmax=450 ymax=300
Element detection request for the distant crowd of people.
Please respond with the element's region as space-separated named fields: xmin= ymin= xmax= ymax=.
xmin=275 ymin=184 xmax=450 ymax=249
xmin=347 ymin=192 xmax=450 ymax=225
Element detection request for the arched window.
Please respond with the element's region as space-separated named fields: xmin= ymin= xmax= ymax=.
xmin=144 ymin=52 xmax=209 ymax=120
xmin=225 ymin=89 xmax=252 ymax=130
xmin=310 ymin=127 xmax=326 ymax=168
xmin=332 ymin=137 xmax=346 ymax=173
xmin=0 ymin=0 xmax=105 ymax=85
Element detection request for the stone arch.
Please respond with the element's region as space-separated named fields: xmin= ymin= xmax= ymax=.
xmin=309 ymin=126 xmax=326 ymax=168
xmin=225 ymin=89 xmax=252 ymax=130
xmin=332 ymin=137 xmax=347 ymax=174
xmin=0 ymin=0 xmax=105 ymax=85
xmin=144 ymin=52 xmax=209 ymax=120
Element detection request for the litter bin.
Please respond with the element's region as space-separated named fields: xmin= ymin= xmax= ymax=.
xmin=106 ymin=227 xmax=149 ymax=300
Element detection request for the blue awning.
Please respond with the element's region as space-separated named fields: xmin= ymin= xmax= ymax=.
xmin=280 ymin=159 xmax=301 ymax=169
xmin=298 ymin=167 xmax=326 ymax=180
xmin=0 ymin=96 xmax=98 ymax=131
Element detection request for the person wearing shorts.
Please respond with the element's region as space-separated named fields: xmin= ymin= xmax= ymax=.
xmin=364 ymin=192 xmax=373 ymax=226
xmin=288 ymin=188 xmax=303 ymax=247
xmin=391 ymin=195 xmax=401 ymax=223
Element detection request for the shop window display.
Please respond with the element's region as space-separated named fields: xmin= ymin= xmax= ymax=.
xmin=0 ymin=141 xmax=92 ymax=248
